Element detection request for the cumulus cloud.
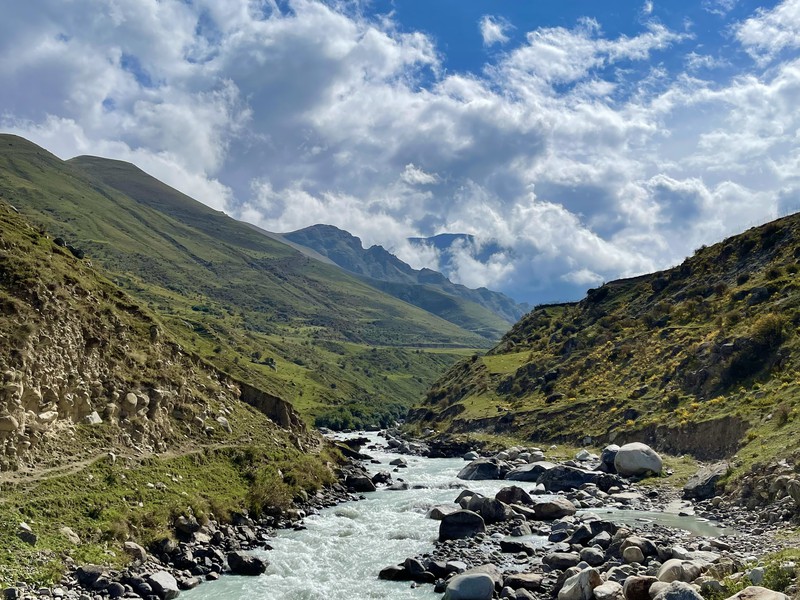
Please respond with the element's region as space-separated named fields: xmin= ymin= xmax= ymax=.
xmin=480 ymin=15 xmax=511 ymax=46
xmin=1 ymin=0 xmax=799 ymax=304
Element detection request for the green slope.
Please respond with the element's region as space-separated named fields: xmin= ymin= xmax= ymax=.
xmin=284 ymin=223 xmax=523 ymax=338
xmin=410 ymin=213 xmax=800 ymax=471
xmin=0 ymin=134 xmax=485 ymax=428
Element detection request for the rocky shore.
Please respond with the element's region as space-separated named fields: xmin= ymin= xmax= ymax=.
xmin=3 ymin=447 xmax=376 ymax=600
xmin=375 ymin=435 xmax=799 ymax=600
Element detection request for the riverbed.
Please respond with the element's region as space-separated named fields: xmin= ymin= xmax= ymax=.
xmin=183 ymin=433 xmax=733 ymax=600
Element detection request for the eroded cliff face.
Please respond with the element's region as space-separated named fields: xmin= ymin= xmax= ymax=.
xmin=0 ymin=203 xmax=304 ymax=471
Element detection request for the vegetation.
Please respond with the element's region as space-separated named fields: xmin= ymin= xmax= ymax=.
xmin=0 ymin=135 xmax=486 ymax=427
xmin=409 ymin=212 xmax=800 ymax=476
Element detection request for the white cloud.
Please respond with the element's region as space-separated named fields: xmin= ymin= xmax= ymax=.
xmin=480 ymin=15 xmax=511 ymax=46
xmin=642 ymin=1 xmax=654 ymax=17
xmin=1 ymin=0 xmax=799 ymax=304
xmin=736 ymin=0 xmax=800 ymax=64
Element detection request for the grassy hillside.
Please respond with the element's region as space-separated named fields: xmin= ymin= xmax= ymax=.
xmin=0 ymin=134 xmax=485 ymax=427
xmin=0 ymin=199 xmax=337 ymax=584
xmin=284 ymin=223 xmax=524 ymax=337
xmin=410 ymin=213 xmax=800 ymax=471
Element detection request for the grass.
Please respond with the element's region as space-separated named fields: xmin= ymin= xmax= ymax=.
xmin=0 ymin=134 xmax=489 ymax=427
xmin=410 ymin=211 xmax=800 ymax=474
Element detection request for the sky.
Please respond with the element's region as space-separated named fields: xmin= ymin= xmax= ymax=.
xmin=1 ymin=0 xmax=799 ymax=304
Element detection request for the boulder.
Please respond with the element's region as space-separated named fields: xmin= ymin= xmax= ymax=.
xmin=599 ymin=445 xmax=620 ymax=473
xmin=614 ymin=443 xmax=662 ymax=477
xmin=538 ymin=465 xmax=625 ymax=492
xmin=478 ymin=498 xmax=516 ymax=523
xmin=496 ymin=485 xmax=533 ymax=506
xmin=443 ymin=572 xmax=495 ymax=600
xmin=683 ymin=463 xmax=728 ymax=500
xmin=345 ymin=474 xmax=376 ymax=493
xmin=427 ymin=505 xmax=457 ymax=520
xmin=623 ymin=546 xmax=645 ymax=564
xmin=227 ymin=551 xmax=269 ymax=575
xmin=594 ymin=581 xmax=624 ymax=600
xmin=532 ymin=497 xmax=577 ymax=520
xmin=439 ymin=510 xmax=486 ymax=541
xmin=653 ymin=582 xmax=704 ymax=600
xmin=16 ymin=522 xmax=36 ymax=546
xmin=558 ymin=568 xmax=602 ymax=600
xmin=505 ymin=461 xmax=556 ymax=482
xmin=147 ymin=571 xmax=180 ymax=600
xmin=623 ymin=576 xmax=658 ymax=600
xmin=504 ymin=572 xmax=543 ymax=591
xmin=123 ymin=541 xmax=147 ymax=562
xmin=657 ymin=559 xmax=701 ymax=583
xmin=457 ymin=458 xmax=508 ymax=480
xmin=543 ymin=552 xmax=581 ymax=570
xmin=0 ymin=415 xmax=19 ymax=432
xmin=724 ymin=587 xmax=790 ymax=600
xmin=59 ymin=526 xmax=81 ymax=545
xmin=464 ymin=451 xmax=480 ymax=461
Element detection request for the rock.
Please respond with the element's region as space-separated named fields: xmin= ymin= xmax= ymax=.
xmin=106 ymin=582 xmax=125 ymax=598
xmin=580 ymin=547 xmax=605 ymax=566
xmin=506 ymin=461 xmax=556 ymax=481
xmin=724 ymin=587 xmax=790 ymax=600
xmin=372 ymin=471 xmax=392 ymax=485
xmin=532 ymin=497 xmax=577 ymax=520
xmin=443 ymin=572 xmax=495 ymax=600
xmin=379 ymin=565 xmax=407 ymax=581
xmin=59 ymin=526 xmax=80 ymax=545
xmin=749 ymin=567 xmax=765 ymax=586
xmin=683 ymin=463 xmax=728 ymax=500
xmin=84 ymin=411 xmax=102 ymax=425
xmin=439 ymin=510 xmax=486 ymax=541
xmin=76 ymin=565 xmax=106 ymax=588
xmin=653 ymin=582 xmax=704 ymax=600
xmin=599 ymin=445 xmax=620 ymax=473
xmin=595 ymin=581 xmax=624 ymax=600
xmin=623 ymin=546 xmax=645 ymax=564
xmin=558 ymin=568 xmax=602 ymax=600
xmin=457 ymin=458 xmax=509 ymax=480
xmin=0 ymin=415 xmax=19 ymax=432
xmin=16 ymin=522 xmax=36 ymax=545
xmin=543 ymin=552 xmax=581 ymax=570
xmin=496 ymin=486 xmax=533 ymax=506
xmin=178 ymin=577 xmax=201 ymax=590
xmin=175 ymin=514 xmax=201 ymax=536
xmin=504 ymin=572 xmax=543 ymax=591
xmin=478 ymin=498 xmax=516 ymax=523
xmin=614 ymin=443 xmax=662 ymax=477
xmin=216 ymin=416 xmax=232 ymax=433
xmin=345 ymin=474 xmax=376 ymax=492
xmin=657 ymin=559 xmax=691 ymax=583
xmin=147 ymin=571 xmax=180 ymax=600
xmin=227 ymin=551 xmax=269 ymax=575
xmin=123 ymin=541 xmax=147 ymax=562
xmin=623 ymin=576 xmax=658 ymax=600
xmin=389 ymin=457 xmax=407 ymax=467
xmin=500 ymin=540 xmax=536 ymax=555
xmin=427 ymin=505 xmax=457 ymax=520
xmin=538 ymin=465 xmax=625 ymax=492
xmin=464 ymin=451 xmax=480 ymax=461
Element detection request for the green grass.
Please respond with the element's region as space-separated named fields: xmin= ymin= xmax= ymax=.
xmin=410 ymin=212 xmax=800 ymax=472
xmin=0 ymin=134 xmax=488 ymax=426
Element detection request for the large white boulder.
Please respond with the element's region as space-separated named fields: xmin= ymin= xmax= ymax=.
xmin=614 ymin=442 xmax=662 ymax=476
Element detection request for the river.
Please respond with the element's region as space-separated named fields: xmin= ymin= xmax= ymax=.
xmin=183 ymin=433 xmax=733 ymax=600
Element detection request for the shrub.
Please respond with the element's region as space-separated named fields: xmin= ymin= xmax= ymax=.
xmin=775 ymin=403 xmax=791 ymax=427
xmin=751 ymin=314 xmax=786 ymax=349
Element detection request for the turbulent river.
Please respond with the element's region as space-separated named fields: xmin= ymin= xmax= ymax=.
xmin=183 ymin=432 xmax=732 ymax=600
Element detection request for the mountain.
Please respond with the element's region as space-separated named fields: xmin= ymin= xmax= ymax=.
xmin=410 ymin=213 xmax=800 ymax=472
xmin=284 ymin=224 xmax=528 ymax=336
xmin=0 ymin=198 xmax=334 ymax=584
xmin=0 ymin=134 xmax=486 ymax=430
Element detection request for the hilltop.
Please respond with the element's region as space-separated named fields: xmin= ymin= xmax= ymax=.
xmin=284 ymin=223 xmax=525 ymax=338
xmin=410 ymin=213 xmax=800 ymax=470
xmin=0 ymin=135 xmax=487 ymax=429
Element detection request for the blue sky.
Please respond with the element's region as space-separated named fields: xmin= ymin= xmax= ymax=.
xmin=1 ymin=0 xmax=799 ymax=304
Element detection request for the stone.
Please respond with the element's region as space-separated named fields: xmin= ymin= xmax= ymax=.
xmin=147 ymin=571 xmax=180 ymax=600
xmin=506 ymin=462 xmax=556 ymax=481
xmin=123 ymin=541 xmax=147 ymax=562
xmin=595 ymin=581 xmax=625 ymax=600
xmin=653 ymin=582 xmax=704 ymax=600
xmin=345 ymin=474 xmax=376 ymax=492
xmin=623 ymin=576 xmax=658 ymax=600
xmin=84 ymin=411 xmax=102 ymax=425
xmin=558 ymin=568 xmax=602 ymax=600
xmin=500 ymin=540 xmax=536 ymax=555
xmin=0 ymin=415 xmax=19 ymax=432
xmin=657 ymin=559 xmax=699 ymax=583
xmin=378 ymin=565 xmax=408 ymax=581
xmin=580 ymin=547 xmax=605 ymax=566
xmin=227 ymin=551 xmax=269 ymax=575
xmin=457 ymin=458 xmax=508 ymax=480
xmin=16 ymin=522 xmax=36 ymax=545
xmin=106 ymin=582 xmax=125 ymax=598
xmin=464 ymin=451 xmax=480 ymax=461
xmin=439 ymin=510 xmax=486 ymax=541
xmin=599 ymin=445 xmax=621 ymax=473
xmin=614 ymin=443 xmax=662 ymax=477
xmin=532 ymin=497 xmax=577 ymax=520
xmin=504 ymin=572 xmax=543 ymax=591
xmin=59 ymin=526 xmax=80 ymax=545
xmin=683 ymin=463 xmax=729 ymax=500
xmin=538 ymin=465 xmax=625 ymax=492
xmin=624 ymin=546 xmax=645 ymax=564
xmin=216 ymin=416 xmax=232 ymax=433
xmin=543 ymin=552 xmax=581 ymax=570
xmin=496 ymin=486 xmax=533 ymax=506
xmin=724 ymin=587 xmax=790 ymax=600
xmin=479 ymin=498 xmax=516 ymax=523
xmin=443 ymin=573 xmax=495 ymax=600
xmin=427 ymin=505 xmax=457 ymax=520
